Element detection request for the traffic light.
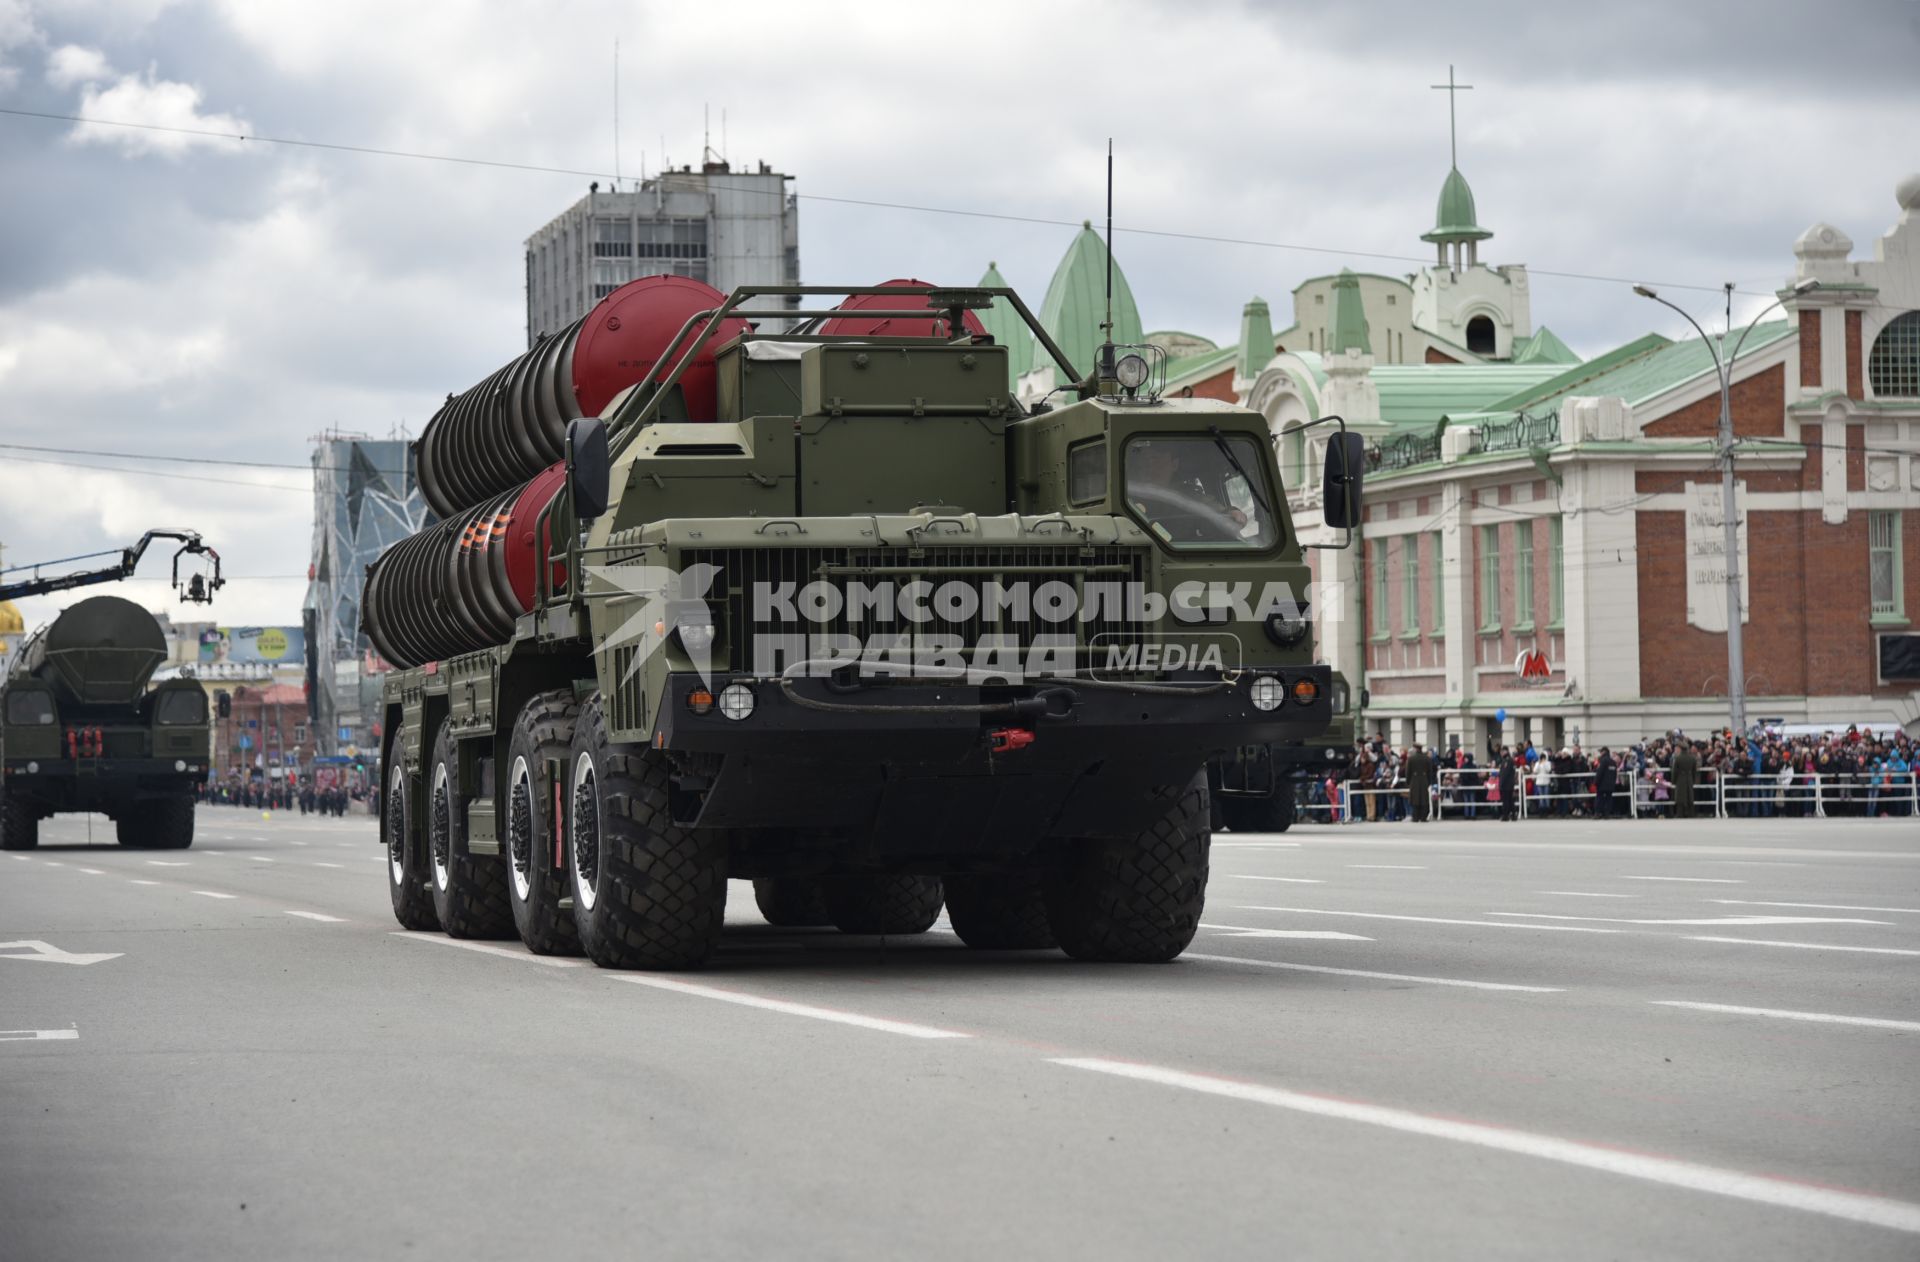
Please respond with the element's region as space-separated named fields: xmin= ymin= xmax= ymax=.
xmin=216 ymin=691 xmax=232 ymax=718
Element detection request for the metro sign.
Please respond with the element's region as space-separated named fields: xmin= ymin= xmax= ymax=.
xmin=1514 ymin=649 xmax=1552 ymax=684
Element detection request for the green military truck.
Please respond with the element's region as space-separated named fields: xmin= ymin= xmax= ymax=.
xmin=0 ymin=594 xmax=209 ymax=850
xmin=1214 ymin=671 xmax=1357 ymax=832
xmin=367 ymin=280 xmax=1362 ymax=969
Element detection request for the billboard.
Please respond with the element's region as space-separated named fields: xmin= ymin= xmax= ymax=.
xmin=199 ymin=626 xmax=306 ymax=665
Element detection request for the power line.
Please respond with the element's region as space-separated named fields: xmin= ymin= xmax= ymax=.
xmin=0 ymin=452 xmax=310 ymax=491
xmin=0 ymin=104 xmax=1774 ymax=298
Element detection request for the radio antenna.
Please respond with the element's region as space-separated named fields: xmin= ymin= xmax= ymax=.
xmin=1095 ymin=139 xmax=1117 ymax=395
xmin=613 ymin=39 xmax=621 ymax=189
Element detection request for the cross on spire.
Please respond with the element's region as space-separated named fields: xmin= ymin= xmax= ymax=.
xmin=1430 ymin=65 xmax=1473 ymax=169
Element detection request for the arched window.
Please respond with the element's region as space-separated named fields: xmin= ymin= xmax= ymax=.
xmin=1868 ymin=311 xmax=1920 ymax=398
xmin=1466 ymin=315 xmax=1497 ymax=356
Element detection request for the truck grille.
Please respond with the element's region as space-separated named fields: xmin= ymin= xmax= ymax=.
xmin=680 ymin=544 xmax=1153 ymax=675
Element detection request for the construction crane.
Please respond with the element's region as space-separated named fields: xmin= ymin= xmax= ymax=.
xmin=0 ymin=530 xmax=225 ymax=604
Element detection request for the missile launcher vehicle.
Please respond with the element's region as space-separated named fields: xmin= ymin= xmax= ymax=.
xmin=368 ymin=278 xmax=1363 ymax=968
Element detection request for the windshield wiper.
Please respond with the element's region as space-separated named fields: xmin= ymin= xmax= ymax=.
xmin=1208 ymin=426 xmax=1271 ymax=519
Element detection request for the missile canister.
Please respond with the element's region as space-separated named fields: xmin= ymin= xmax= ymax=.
xmin=12 ymin=595 xmax=168 ymax=705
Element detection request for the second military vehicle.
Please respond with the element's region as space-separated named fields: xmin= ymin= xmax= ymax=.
xmin=0 ymin=594 xmax=212 ymax=849
xmin=1213 ymin=671 xmax=1357 ymax=832
xmin=368 ymin=277 xmax=1362 ymax=969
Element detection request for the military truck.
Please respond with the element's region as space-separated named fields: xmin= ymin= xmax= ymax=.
xmin=0 ymin=595 xmax=210 ymax=850
xmin=367 ymin=279 xmax=1362 ymax=969
xmin=1214 ymin=671 xmax=1357 ymax=832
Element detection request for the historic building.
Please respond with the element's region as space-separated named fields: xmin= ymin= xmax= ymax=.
xmin=1254 ymin=174 xmax=1920 ymax=747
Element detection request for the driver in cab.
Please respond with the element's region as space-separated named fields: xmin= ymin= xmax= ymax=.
xmin=1125 ymin=438 xmax=1252 ymax=545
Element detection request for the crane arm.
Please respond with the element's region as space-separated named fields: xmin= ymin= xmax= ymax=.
xmin=0 ymin=530 xmax=225 ymax=604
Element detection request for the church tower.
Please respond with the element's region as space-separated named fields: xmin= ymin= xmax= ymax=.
xmin=1408 ymin=67 xmax=1532 ymax=360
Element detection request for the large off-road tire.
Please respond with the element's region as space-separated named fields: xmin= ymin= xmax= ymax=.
xmin=824 ymin=874 xmax=943 ymax=936
xmin=1219 ymin=787 xmax=1294 ymax=835
xmin=1044 ymin=774 xmax=1210 ymax=963
xmin=568 ymin=695 xmax=726 ymax=969
xmin=426 ymin=721 xmax=513 ymax=939
xmin=384 ymin=727 xmax=440 ymax=932
xmin=504 ymin=689 xmax=584 ymax=955
xmin=752 ymin=877 xmax=832 ymax=928
xmin=944 ymin=872 xmax=1055 ymax=949
xmin=0 ymin=785 xmax=38 ymax=850
xmin=115 ymin=795 xmax=195 ymax=850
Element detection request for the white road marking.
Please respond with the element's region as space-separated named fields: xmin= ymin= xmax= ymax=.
xmin=1050 ymin=1058 xmax=1920 ymax=1235
xmin=1620 ymin=876 xmax=1743 ymax=884
xmin=1231 ymin=906 xmax=1620 ymax=933
xmin=1184 ymin=953 xmax=1562 ymax=993
xmin=248 ymin=856 xmax=275 ymax=863
xmin=200 ymin=850 xmax=224 ymax=855
xmin=0 ymin=1029 xmax=79 ymax=1041
xmin=192 ymin=891 xmax=238 ymax=900
xmin=1687 ymin=936 xmax=1920 ymax=957
xmin=1224 ymin=875 xmax=1325 ymax=884
xmin=1652 ymin=1001 xmax=1920 ymax=1032
xmin=1212 ymin=841 xmax=1301 ymax=848
xmin=41 ymin=860 xmax=64 ymax=866
xmin=1202 ymin=924 xmax=1373 ymax=941
xmin=1711 ymin=900 xmax=1920 ymax=915
xmin=0 ymin=940 xmax=123 ymax=966
xmin=289 ymin=841 xmax=307 ymax=847
xmin=77 ymin=868 xmax=104 ymax=875
xmin=1539 ymin=891 xmax=1637 ymax=898
xmin=393 ymin=931 xmax=583 ymax=968
xmin=613 ymin=975 xmax=972 ymax=1039
xmin=7 ymin=855 xmax=27 ymax=861
xmin=145 ymin=861 xmax=188 ymax=867
xmin=312 ymin=862 xmax=344 ymax=869
xmin=286 ymin=911 xmax=346 ymax=923
xmin=1487 ymin=912 xmax=1891 ymax=927
xmin=130 ymin=879 xmax=160 ymax=886
xmin=1347 ymin=864 xmax=1427 ymax=870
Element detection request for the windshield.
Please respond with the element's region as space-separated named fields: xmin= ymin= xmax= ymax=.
xmin=1122 ymin=434 xmax=1277 ymax=549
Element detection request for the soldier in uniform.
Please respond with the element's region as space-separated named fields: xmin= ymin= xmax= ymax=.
xmin=1673 ymin=740 xmax=1700 ymax=819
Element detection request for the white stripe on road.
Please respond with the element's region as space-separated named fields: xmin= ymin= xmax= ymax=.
xmin=1652 ymin=1001 xmax=1920 ymax=1032
xmin=1487 ymin=912 xmax=1891 ymax=927
xmin=1539 ymin=891 xmax=1637 ymax=898
xmin=145 ymin=861 xmax=188 ymax=867
xmin=7 ymin=855 xmax=27 ymax=861
xmin=613 ymin=975 xmax=972 ymax=1040
xmin=393 ymin=931 xmax=583 ymax=968
xmin=1184 ymin=953 xmax=1562 ymax=993
xmin=248 ymin=856 xmax=275 ymax=863
xmin=1711 ymin=900 xmax=1920 ymax=915
xmin=1347 ymin=864 xmax=1427 ymax=870
xmin=1050 ymin=1057 xmax=1920 ymax=1235
xmin=129 ymin=879 xmax=160 ymax=886
xmin=41 ymin=860 xmax=63 ymax=866
xmin=1621 ymin=876 xmax=1743 ymax=884
xmin=1225 ymin=875 xmax=1324 ymax=884
xmin=286 ymin=911 xmax=346 ymax=923
xmin=1202 ymin=923 xmax=1373 ymax=941
xmin=312 ymin=862 xmax=344 ymax=869
xmin=1232 ymin=906 xmax=1620 ymax=933
xmin=192 ymin=891 xmax=238 ymax=900
xmin=1687 ymin=936 xmax=1920 ymax=957
xmin=0 ymin=1029 xmax=78 ymax=1041
xmin=1212 ymin=841 xmax=1301 ymax=848
xmin=77 ymin=868 xmax=104 ymax=875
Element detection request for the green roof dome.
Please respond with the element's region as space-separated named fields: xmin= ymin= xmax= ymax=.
xmin=976 ymin=260 xmax=1034 ymax=391
xmin=1029 ymin=224 xmax=1143 ymax=390
xmin=1421 ymin=167 xmax=1492 ymax=244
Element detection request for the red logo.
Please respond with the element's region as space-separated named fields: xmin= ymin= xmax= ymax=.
xmin=1515 ymin=650 xmax=1551 ymax=681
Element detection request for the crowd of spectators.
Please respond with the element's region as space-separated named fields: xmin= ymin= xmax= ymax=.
xmin=197 ymin=778 xmax=370 ymax=816
xmin=1302 ymin=725 xmax=1916 ymax=823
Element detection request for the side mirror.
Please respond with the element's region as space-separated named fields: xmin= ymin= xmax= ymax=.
xmin=1322 ymin=431 xmax=1365 ymax=530
xmin=566 ymin=417 xmax=611 ymax=520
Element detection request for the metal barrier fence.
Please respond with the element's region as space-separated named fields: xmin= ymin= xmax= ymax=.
xmin=1296 ymin=769 xmax=1916 ymax=823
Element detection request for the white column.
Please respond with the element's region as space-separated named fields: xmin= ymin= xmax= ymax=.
xmin=1561 ymin=461 xmax=1640 ymax=703
xmin=1820 ymin=307 xmax=1847 ymax=393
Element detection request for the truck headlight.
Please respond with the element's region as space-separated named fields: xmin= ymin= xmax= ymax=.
xmin=1250 ymin=675 xmax=1284 ymax=712
xmin=718 ymin=683 xmax=756 ymax=721
xmin=175 ymin=760 xmax=187 ymax=772
xmin=26 ymin=761 xmax=38 ymax=774
xmin=1291 ymin=678 xmax=1320 ymax=707
xmin=1264 ymin=608 xmax=1310 ymax=646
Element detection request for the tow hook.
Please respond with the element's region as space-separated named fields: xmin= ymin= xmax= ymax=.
xmin=990 ymin=728 xmax=1037 ymax=754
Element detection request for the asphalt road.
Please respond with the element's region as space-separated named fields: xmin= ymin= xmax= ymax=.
xmin=3 ymin=808 xmax=1917 ymax=1261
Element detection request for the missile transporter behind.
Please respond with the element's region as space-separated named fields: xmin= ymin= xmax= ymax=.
xmin=0 ymin=595 xmax=208 ymax=850
xmin=368 ymin=280 xmax=1361 ymax=969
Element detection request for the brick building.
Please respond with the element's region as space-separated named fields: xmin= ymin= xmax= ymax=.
xmin=215 ymin=683 xmax=315 ymax=784
xmin=1251 ymin=174 xmax=1920 ymax=748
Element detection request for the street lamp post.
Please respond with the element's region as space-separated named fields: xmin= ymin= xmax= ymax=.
xmin=1632 ymin=278 xmax=1818 ymax=737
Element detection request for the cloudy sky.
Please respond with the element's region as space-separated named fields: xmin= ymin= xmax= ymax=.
xmin=1 ymin=0 xmax=1916 ymax=631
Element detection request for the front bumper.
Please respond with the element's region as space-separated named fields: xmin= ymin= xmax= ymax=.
xmin=3 ymin=758 xmax=205 ymax=806
xmin=654 ymin=667 xmax=1331 ymax=847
